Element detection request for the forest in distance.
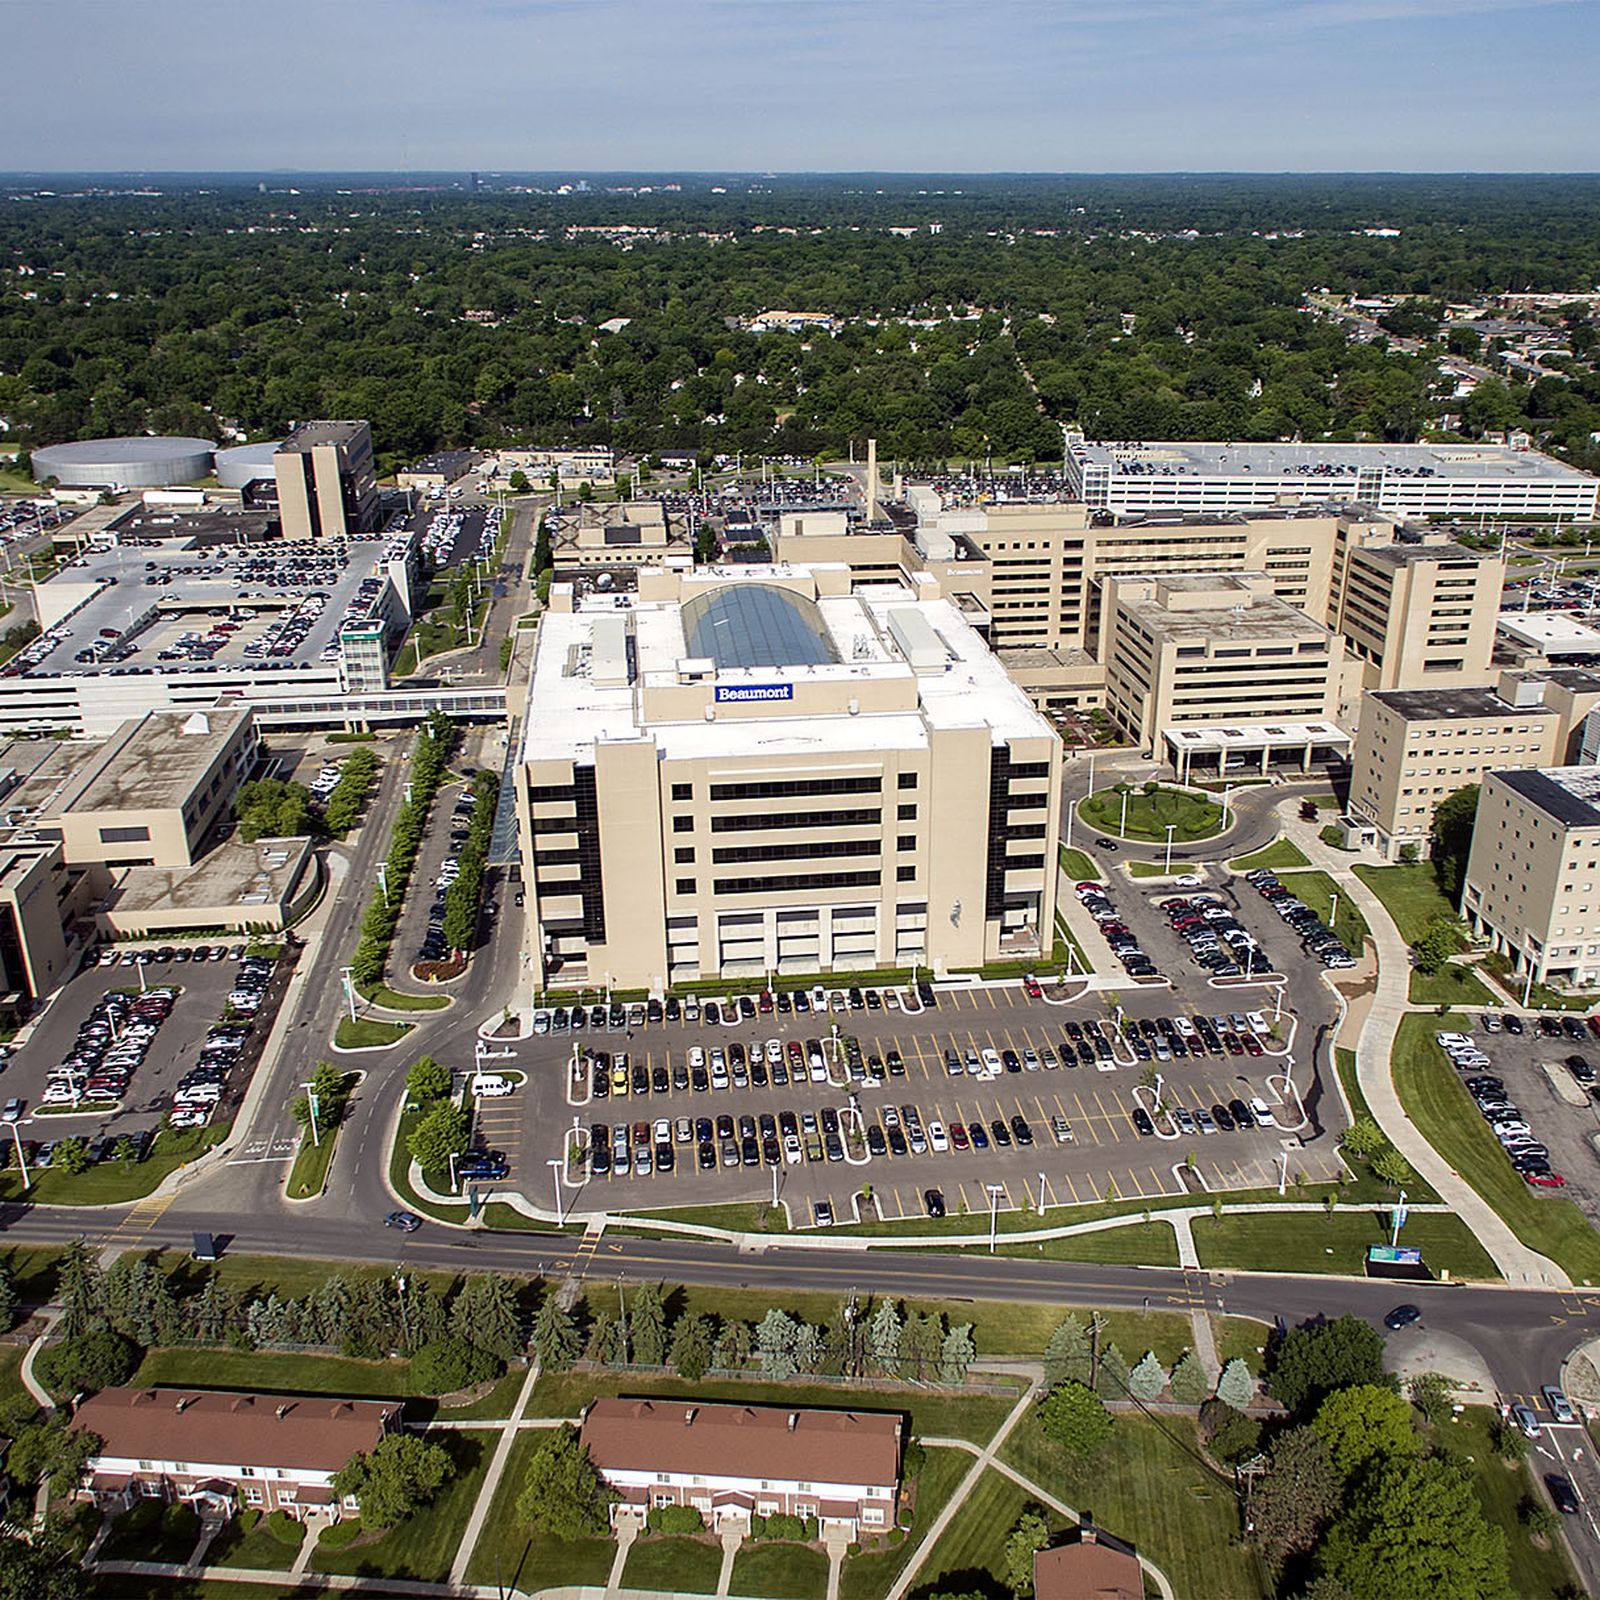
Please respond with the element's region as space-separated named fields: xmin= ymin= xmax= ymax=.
xmin=4 ymin=172 xmax=1600 ymax=474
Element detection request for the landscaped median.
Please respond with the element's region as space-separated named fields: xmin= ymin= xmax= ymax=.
xmin=1391 ymin=1011 xmax=1600 ymax=1283
xmin=334 ymin=1015 xmax=414 ymax=1050
xmin=0 ymin=1122 xmax=227 ymax=1205
xmin=1077 ymin=782 xmax=1223 ymax=843
xmin=1229 ymin=837 xmax=1310 ymax=873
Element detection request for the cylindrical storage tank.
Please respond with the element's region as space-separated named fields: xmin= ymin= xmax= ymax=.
xmin=214 ymin=441 xmax=284 ymax=489
xmin=31 ymin=436 xmax=216 ymax=489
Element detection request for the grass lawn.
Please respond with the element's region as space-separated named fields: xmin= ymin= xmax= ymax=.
xmin=1409 ymin=964 xmax=1495 ymax=1006
xmin=436 ymin=1366 xmax=527 ymax=1422
xmin=100 ymin=1500 xmax=202 ymax=1565
xmin=620 ymin=1200 xmax=785 ymax=1232
xmin=1059 ymin=847 xmax=1102 ymax=881
xmin=462 ymin=1430 xmax=615 ymax=1588
xmin=913 ymin=1466 xmax=1049 ymax=1594
xmin=528 ymin=1366 xmax=1022 ymax=1448
xmin=206 ymin=1510 xmax=306 ymax=1571
xmin=134 ymin=1346 xmax=415 ymax=1400
xmin=622 ymin=1534 xmax=723 ymax=1593
xmin=986 ymin=1221 xmax=1180 ymax=1266
xmin=1079 ymin=785 xmax=1223 ymax=843
xmin=285 ymin=1126 xmax=338 ymax=1200
xmin=1229 ymin=838 xmax=1310 ymax=873
xmin=1446 ymin=1408 xmax=1582 ymax=1599
xmin=140 ymin=1249 xmax=468 ymax=1306
xmin=728 ymin=1540 xmax=830 ymax=1600
xmin=1332 ymin=1047 xmax=1440 ymax=1204
xmin=1392 ymin=1013 xmax=1600 ymax=1284
xmin=388 ymin=1106 xmax=472 ymax=1225
xmin=1 ymin=1243 xmax=67 ymax=1302
xmin=333 ymin=1015 xmax=412 ymax=1050
xmin=359 ymin=981 xmax=450 ymax=1012
xmin=1001 ymin=1411 xmax=1259 ymax=1600
xmin=311 ymin=1429 xmax=488 ymax=1582
xmin=0 ymin=1344 xmax=30 ymax=1416
xmin=841 ymin=1446 xmax=969 ymax=1600
xmin=1275 ymin=870 xmax=1370 ymax=954
xmin=1192 ymin=1208 xmax=1501 ymax=1280
xmin=87 ymin=1582 xmax=328 ymax=1600
xmin=1214 ymin=1316 xmax=1271 ymax=1372
xmin=0 ymin=1123 xmax=228 ymax=1204
xmin=1127 ymin=860 xmax=1176 ymax=878
xmin=1351 ymin=862 xmax=1460 ymax=942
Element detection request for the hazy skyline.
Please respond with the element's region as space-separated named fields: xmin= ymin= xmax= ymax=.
xmin=3 ymin=0 xmax=1598 ymax=173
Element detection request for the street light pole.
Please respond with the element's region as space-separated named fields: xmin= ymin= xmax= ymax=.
xmin=1328 ymin=892 xmax=1339 ymax=941
xmin=9 ymin=1122 xmax=29 ymax=1191
xmin=987 ymin=1183 xmax=1004 ymax=1253
xmin=1119 ymin=787 xmax=1130 ymax=837
xmin=340 ymin=966 xmax=357 ymax=1023
xmin=1163 ymin=823 xmax=1177 ymax=875
xmin=448 ymin=1149 xmax=460 ymax=1193
xmin=377 ymin=863 xmax=389 ymax=907
xmin=301 ymin=1083 xmax=321 ymax=1148
xmin=547 ymin=1156 xmax=566 ymax=1225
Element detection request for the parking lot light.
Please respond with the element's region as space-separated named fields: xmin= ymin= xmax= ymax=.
xmin=986 ymin=1182 xmax=1005 ymax=1253
xmin=1163 ymin=823 xmax=1177 ymax=875
xmin=340 ymin=966 xmax=357 ymax=1024
xmin=448 ymin=1148 xmax=459 ymax=1193
xmin=9 ymin=1122 xmax=28 ymax=1191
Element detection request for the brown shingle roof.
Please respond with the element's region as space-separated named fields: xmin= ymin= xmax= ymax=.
xmin=581 ymin=1399 xmax=901 ymax=1487
xmin=71 ymin=1388 xmax=398 ymax=1474
xmin=1033 ymin=1540 xmax=1143 ymax=1600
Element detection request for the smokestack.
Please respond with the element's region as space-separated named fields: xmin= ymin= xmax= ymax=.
xmin=866 ymin=438 xmax=879 ymax=521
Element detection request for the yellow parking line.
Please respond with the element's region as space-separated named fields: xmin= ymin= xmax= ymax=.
xmin=1071 ymin=1092 xmax=1102 ymax=1144
xmin=1062 ymin=1171 xmax=1081 ymax=1203
xmin=1094 ymin=1089 xmax=1124 ymax=1141
xmin=957 ymin=1179 xmax=974 ymax=1211
xmin=1125 ymin=1167 xmax=1147 ymax=1196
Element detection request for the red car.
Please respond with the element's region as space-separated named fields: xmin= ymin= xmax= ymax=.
xmin=1023 ymin=975 xmax=1042 ymax=999
xmin=1526 ymin=1171 xmax=1568 ymax=1188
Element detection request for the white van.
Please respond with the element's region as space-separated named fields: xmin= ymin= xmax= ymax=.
xmin=470 ymin=1074 xmax=514 ymax=1098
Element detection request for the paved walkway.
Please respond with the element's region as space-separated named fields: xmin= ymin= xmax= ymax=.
xmin=822 ymin=1524 xmax=852 ymax=1600
xmin=606 ymin=1512 xmax=642 ymax=1596
xmin=713 ymin=1520 xmax=747 ymax=1598
xmin=448 ymin=1358 xmax=544 ymax=1585
xmin=1281 ymin=815 xmax=1570 ymax=1288
xmin=883 ymin=1381 xmax=1038 ymax=1600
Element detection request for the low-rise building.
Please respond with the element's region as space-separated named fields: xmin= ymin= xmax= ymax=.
xmin=579 ymin=1398 xmax=902 ymax=1535
xmin=1033 ymin=1526 xmax=1143 ymax=1600
xmin=544 ymin=500 xmax=692 ymax=574
xmin=1462 ymin=766 xmax=1600 ymax=987
xmin=73 ymin=1387 xmax=401 ymax=1522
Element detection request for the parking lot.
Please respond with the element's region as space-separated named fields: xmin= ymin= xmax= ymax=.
xmin=0 ymin=944 xmax=292 ymax=1173
xmin=465 ymin=977 xmax=1343 ymax=1226
xmin=1435 ymin=1011 xmax=1600 ymax=1216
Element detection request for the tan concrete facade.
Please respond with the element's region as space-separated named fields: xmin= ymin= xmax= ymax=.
xmin=517 ymin=565 xmax=1061 ymax=991
xmin=39 ymin=709 xmax=258 ymax=870
xmin=546 ymin=500 xmax=691 ymax=572
xmin=1462 ymin=767 xmax=1600 ymax=987
xmin=274 ymin=421 xmax=379 ymax=541
xmin=1099 ymin=573 xmax=1346 ymax=755
xmin=0 ymin=838 xmax=79 ymax=1000
xmin=1348 ymin=686 xmax=1562 ymax=859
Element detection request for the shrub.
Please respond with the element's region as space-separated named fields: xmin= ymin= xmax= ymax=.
xmin=39 ymin=1329 xmax=140 ymax=1396
xmin=318 ymin=1518 xmax=364 ymax=1549
xmin=762 ymin=1513 xmax=807 ymax=1542
xmin=646 ymin=1504 xmax=705 ymax=1534
xmin=409 ymin=1336 xmax=498 ymax=1395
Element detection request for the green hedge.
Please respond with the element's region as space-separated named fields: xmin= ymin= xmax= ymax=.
xmin=349 ymin=715 xmax=456 ymax=989
xmin=441 ymin=774 xmax=499 ymax=953
xmin=647 ymin=1504 xmax=706 ymax=1534
xmin=323 ymin=747 xmax=378 ymax=835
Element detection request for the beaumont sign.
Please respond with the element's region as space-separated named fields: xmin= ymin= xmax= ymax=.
xmin=715 ymin=684 xmax=794 ymax=704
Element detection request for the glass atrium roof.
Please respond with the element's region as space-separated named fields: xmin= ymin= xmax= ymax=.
xmin=681 ymin=584 xmax=840 ymax=670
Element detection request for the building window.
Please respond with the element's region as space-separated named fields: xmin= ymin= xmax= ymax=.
xmin=673 ymin=816 xmax=693 ymax=833
xmin=897 ymin=803 xmax=917 ymax=820
xmin=675 ymin=848 xmax=695 ymax=864
xmin=898 ymin=773 xmax=918 ymax=790
xmin=671 ymin=783 xmax=693 ymax=801
xmin=898 ymin=835 xmax=916 ymax=851
xmin=98 ymin=825 xmax=151 ymax=844
xmin=244 ymin=1486 xmax=264 ymax=1505
xmin=240 ymin=1467 xmax=255 ymax=1478
xmin=897 ymin=865 xmax=916 ymax=882
xmin=676 ymin=879 xmax=696 ymax=895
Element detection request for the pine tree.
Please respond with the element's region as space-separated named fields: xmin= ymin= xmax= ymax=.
xmin=402 ymin=1279 xmax=449 ymax=1352
xmin=939 ymin=1322 xmax=976 ymax=1384
xmin=756 ymin=1309 xmax=798 ymax=1378
xmin=1169 ymin=1352 xmax=1209 ymax=1405
xmin=309 ymin=1275 xmax=354 ymax=1345
xmin=343 ymin=1276 xmax=397 ymax=1359
xmin=449 ymin=1275 xmax=524 ymax=1361
xmin=712 ymin=1319 xmax=751 ymax=1370
xmin=0 ymin=1261 xmax=19 ymax=1335
xmin=901 ymin=1312 xmax=942 ymax=1381
xmin=794 ymin=1322 xmax=825 ymax=1375
xmin=1095 ymin=1342 xmax=1130 ymax=1400
xmin=532 ymin=1297 xmax=580 ymax=1372
xmin=669 ymin=1313 xmax=714 ymax=1379
xmin=1043 ymin=1314 xmax=1091 ymax=1389
xmin=56 ymin=1239 xmax=104 ymax=1344
xmin=189 ymin=1277 xmax=236 ymax=1345
xmin=629 ymin=1282 xmax=668 ymax=1367
xmin=1217 ymin=1357 xmax=1255 ymax=1409
xmin=1127 ymin=1351 xmax=1167 ymax=1402
xmin=867 ymin=1300 xmax=902 ymax=1375
xmin=586 ymin=1310 xmax=618 ymax=1365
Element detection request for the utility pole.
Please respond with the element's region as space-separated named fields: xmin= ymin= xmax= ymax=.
xmin=1088 ymin=1312 xmax=1106 ymax=1390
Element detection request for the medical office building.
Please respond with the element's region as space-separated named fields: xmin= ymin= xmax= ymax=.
xmin=515 ymin=563 xmax=1062 ymax=992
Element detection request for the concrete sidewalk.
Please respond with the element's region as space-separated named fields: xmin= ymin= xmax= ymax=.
xmin=1282 ymin=813 xmax=1570 ymax=1289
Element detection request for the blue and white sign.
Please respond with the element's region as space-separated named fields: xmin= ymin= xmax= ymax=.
xmin=715 ymin=683 xmax=794 ymax=704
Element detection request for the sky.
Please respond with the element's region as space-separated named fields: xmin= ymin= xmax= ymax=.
xmin=3 ymin=0 xmax=1598 ymax=173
